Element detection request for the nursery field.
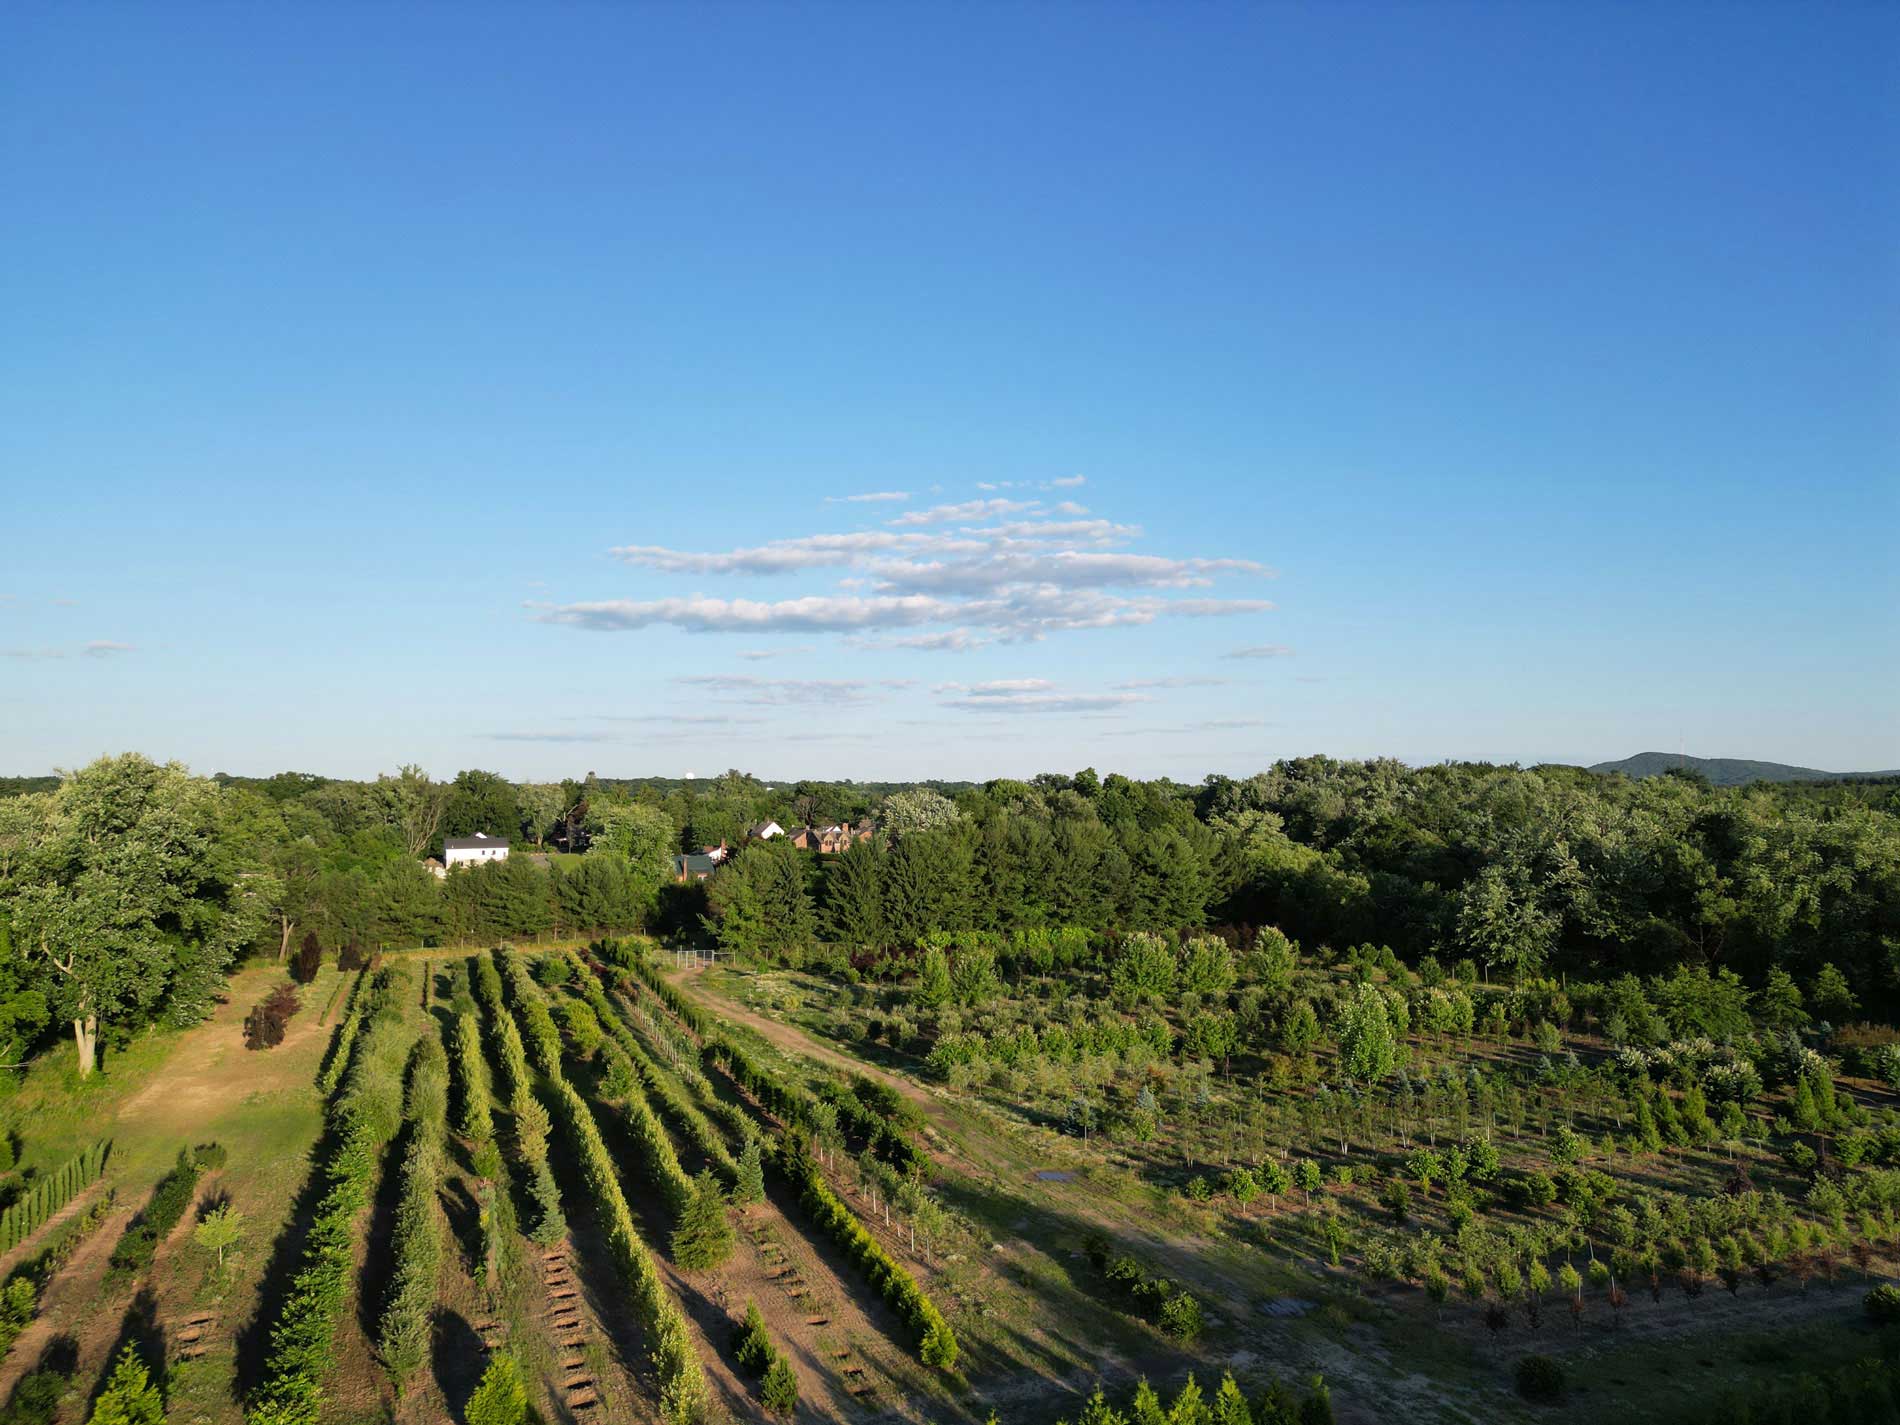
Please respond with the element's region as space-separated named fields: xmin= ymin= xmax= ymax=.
xmin=0 ymin=934 xmax=1893 ymax=1425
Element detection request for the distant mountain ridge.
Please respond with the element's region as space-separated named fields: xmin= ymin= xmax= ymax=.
xmin=1589 ymin=752 xmax=1900 ymax=786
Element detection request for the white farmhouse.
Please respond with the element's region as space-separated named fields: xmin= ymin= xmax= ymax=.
xmin=443 ymin=833 xmax=510 ymax=870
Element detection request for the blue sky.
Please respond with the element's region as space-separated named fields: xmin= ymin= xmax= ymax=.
xmin=2 ymin=3 xmax=1895 ymax=783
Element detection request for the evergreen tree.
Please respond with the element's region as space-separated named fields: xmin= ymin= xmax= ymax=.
xmin=1129 ymin=1379 xmax=1168 ymax=1425
xmin=732 ymin=1135 xmax=766 ymax=1208
xmin=672 ymin=1169 xmax=735 ymax=1269
xmin=1212 ymin=1372 xmax=1254 ymax=1425
xmin=760 ymin=1355 xmax=798 ymax=1417
xmin=1169 ymin=1373 xmax=1211 ymax=1425
xmin=88 ymin=1345 xmax=163 ymax=1425
xmin=465 ymin=1352 xmax=527 ymax=1425
xmin=913 ymin=947 xmax=953 ymax=1009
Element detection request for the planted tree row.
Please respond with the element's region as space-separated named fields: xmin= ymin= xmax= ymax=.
xmin=485 ymin=950 xmax=708 ymax=1423
xmin=471 ymin=951 xmax=566 ymax=1243
xmin=568 ymin=967 xmax=741 ymax=1184
xmin=108 ymin=1143 xmax=223 ymax=1284
xmin=604 ymin=942 xmax=961 ymax=1370
xmin=376 ymin=1030 xmax=447 ymax=1391
xmin=0 ymin=1141 xmax=109 ymax=1253
xmin=615 ymin=943 xmax=925 ymax=1173
xmin=247 ymin=965 xmax=411 ymax=1425
xmin=316 ymin=968 xmax=371 ymax=1096
xmin=776 ymin=1128 xmax=958 ymax=1368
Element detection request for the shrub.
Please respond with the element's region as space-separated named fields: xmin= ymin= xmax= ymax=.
xmin=109 ymin=1147 xmax=208 ymax=1282
xmin=1865 ymin=1285 xmax=1900 ymax=1326
xmin=731 ymin=1300 xmax=773 ymax=1373
xmin=87 ymin=1344 xmax=163 ymax=1425
xmin=760 ymin=1356 xmax=798 ymax=1417
xmin=0 ymin=1142 xmax=110 ymax=1255
xmin=290 ymin=932 xmax=323 ymax=986
xmin=1514 ymin=1354 xmax=1564 ymax=1401
xmin=0 ymin=1280 xmax=35 ymax=1363
xmin=245 ymin=984 xmax=301 ymax=1051
xmin=464 ymin=1353 xmax=527 ymax=1425
xmin=1159 ymin=1290 xmax=1204 ymax=1342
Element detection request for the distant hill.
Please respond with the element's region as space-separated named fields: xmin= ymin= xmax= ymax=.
xmin=1589 ymin=752 xmax=1899 ymax=786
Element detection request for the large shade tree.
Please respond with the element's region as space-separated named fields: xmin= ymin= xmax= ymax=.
xmin=8 ymin=754 xmax=244 ymax=1075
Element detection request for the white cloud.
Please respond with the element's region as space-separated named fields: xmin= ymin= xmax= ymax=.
xmin=1111 ymin=675 xmax=1229 ymax=689
xmin=886 ymin=498 xmax=1038 ymax=527
xmin=848 ymin=629 xmax=991 ymax=652
xmin=674 ymin=674 xmax=884 ymax=705
xmin=1 ymin=649 xmax=63 ymax=660
xmin=82 ymin=640 xmax=136 ymax=658
xmin=1048 ymin=475 xmax=1086 ymax=488
xmin=736 ymin=645 xmax=815 ymax=661
xmin=932 ymin=677 xmax=1149 ymax=715
xmin=824 ymin=490 xmax=910 ymax=503
xmin=1225 ymin=644 xmax=1295 ymax=659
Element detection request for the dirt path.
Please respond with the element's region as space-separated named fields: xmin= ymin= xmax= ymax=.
xmin=0 ymin=1202 xmax=132 ymax=1403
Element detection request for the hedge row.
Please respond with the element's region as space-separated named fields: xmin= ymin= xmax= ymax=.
xmin=484 ymin=954 xmax=706 ymax=1423
xmin=315 ymin=969 xmax=372 ymax=1096
xmin=473 ymin=953 xmax=565 ymax=1244
xmin=108 ymin=1143 xmax=219 ymax=1283
xmin=545 ymin=1075 xmax=707 ymax=1423
xmin=377 ymin=1032 xmax=447 ymax=1391
xmin=613 ymin=945 xmax=925 ymax=1175
xmin=602 ymin=946 xmax=955 ymax=1373
xmin=778 ymin=1131 xmax=957 ymax=1369
xmin=600 ymin=970 xmax=755 ymax=1149
xmin=0 ymin=1141 xmax=109 ymax=1254
xmin=247 ymin=965 xmax=410 ymax=1425
xmin=450 ymin=1010 xmax=495 ymax=1142
xmin=570 ymin=970 xmax=739 ymax=1185
xmin=494 ymin=948 xmax=563 ymax=1079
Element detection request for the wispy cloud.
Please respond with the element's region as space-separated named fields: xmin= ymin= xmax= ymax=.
xmin=1048 ymin=475 xmax=1087 ymax=488
xmin=934 ymin=678 xmax=1149 ymax=715
xmin=886 ymin=498 xmax=1038 ymax=527
xmin=847 ymin=628 xmax=991 ymax=653
xmin=674 ymin=674 xmax=886 ymax=706
xmin=736 ymin=645 xmax=815 ymax=661
xmin=539 ymin=589 xmax=1271 ymax=639
xmin=824 ymin=490 xmax=910 ymax=504
xmin=1 ymin=649 xmax=63 ymax=661
xmin=481 ymin=730 xmax=618 ymax=743
xmin=1225 ymin=643 xmax=1294 ymax=659
xmin=82 ymin=640 xmax=136 ymax=658
xmin=1110 ymin=675 xmax=1228 ymax=689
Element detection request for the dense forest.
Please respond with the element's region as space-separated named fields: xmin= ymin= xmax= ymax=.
xmin=0 ymin=753 xmax=1895 ymax=1077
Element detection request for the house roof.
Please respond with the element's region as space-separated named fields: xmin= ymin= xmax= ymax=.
xmin=674 ymin=853 xmax=718 ymax=875
xmin=444 ymin=835 xmax=510 ymax=851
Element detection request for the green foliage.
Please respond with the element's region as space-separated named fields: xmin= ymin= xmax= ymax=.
xmin=108 ymin=1145 xmax=207 ymax=1283
xmin=193 ymin=1204 xmax=245 ymax=1270
xmin=759 ymin=1356 xmax=798 ymax=1417
xmin=86 ymin=1345 xmax=163 ymax=1425
xmin=450 ymin=1009 xmax=494 ymax=1141
xmin=1865 ymin=1284 xmax=1900 ymax=1325
xmin=732 ymin=1136 xmax=766 ymax=1207
xmin=0 ymin=1141 xmax=109 ymax=1255
xmin=464 ymin=1352 xmax=527 ymax=1425
xmin=246 ymin=966 xmax=410 ymax=1425
xmin=731 ymin=1300 xmax=773 ymax=1373
xmin=0 ymin=1279 xmax=35 ymax=1363
xmin=377 ymin=1032 xmax=447 ymax=1391
xmin=779 ymin=1129 xmax=957 ymax=1369
xmin=671 ymin=1170 xmax=735 ymax=1270
xmin=1336 ymin=984 xmax=1398 ymax=1085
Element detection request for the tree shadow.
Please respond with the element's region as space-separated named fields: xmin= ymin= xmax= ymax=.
xmin=88 ymin=1288 xmax=164 ymax=1416
xmin=432 ymin=1308 xmax=486 ymax=1422
xmin=231 ymin=1130 xmax=335 ymax=1401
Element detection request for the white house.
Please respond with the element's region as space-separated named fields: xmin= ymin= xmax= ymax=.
xmin=746 ymin=821 xmax=785 ymax=841
xmin=443 ymin=833 xmax=510 ymax=871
